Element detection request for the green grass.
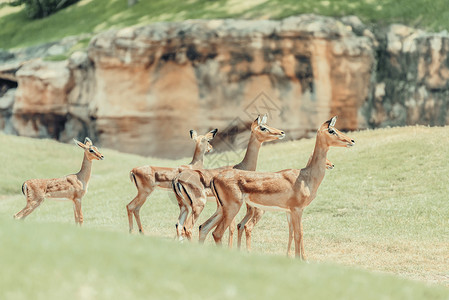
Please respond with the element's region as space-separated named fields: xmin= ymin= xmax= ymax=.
xmin=1 ymin=0 xmax=449 ymax=50
xmin=1 ymin=219 xmax=447 ymax=300
xmin=0 ymin=127 xmax=449 ymax=298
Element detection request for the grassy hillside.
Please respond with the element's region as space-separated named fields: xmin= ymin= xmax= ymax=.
xmin=2 ymin=218 xmax=448 ymax=300
xmin=0 ymin=126 xmax=449 ymax=299
xmin=1 ymin=0 xmax=449 ymax=50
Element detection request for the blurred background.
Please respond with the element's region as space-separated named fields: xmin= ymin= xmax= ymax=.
xmin=1 ymin=0 xmax=448 ymax=158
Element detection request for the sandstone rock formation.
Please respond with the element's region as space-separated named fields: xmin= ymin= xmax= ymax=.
xmin=1 ymin=15 xmax=448 ymax=158
xmin=87 ymin=15 xmax=374 ymax=157
xmin=362 ymin=25 xmax=449 ymax=127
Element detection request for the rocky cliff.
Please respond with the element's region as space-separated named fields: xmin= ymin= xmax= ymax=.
xmin=0 ymin=15 xmax=448 ymax=158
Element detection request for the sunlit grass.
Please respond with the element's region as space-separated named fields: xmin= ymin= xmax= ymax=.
xmin=1 ymin=0 xmax=449 ymax=50
xmin=0 ymin=126 xmax=449 ymax=294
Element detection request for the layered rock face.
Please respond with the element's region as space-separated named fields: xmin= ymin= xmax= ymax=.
xmin=1 ymin=15 xmax=448 ymax=158
xmin=362 ymin=25 xmax=449 ymax=127
xmin=87 ymin=15 xmax=374 ymax=157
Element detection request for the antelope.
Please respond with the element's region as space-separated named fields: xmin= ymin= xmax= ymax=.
xmin=206 ymin=116 xmax=354 ymax=259
xmin=173 ymin=114 xmax=285 ymax=244
xmin=126 ymin=128 xmax=217 ymax=234
xmin=236 ymin=156 xmax=334 ymax=252
xmin=14 ymin=138 xmax=104 ymax=224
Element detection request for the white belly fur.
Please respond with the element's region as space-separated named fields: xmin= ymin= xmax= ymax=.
xmin=45 ymin=196 xmax=72 ymax=202
xmin=243 ymin=194 xmax=289 ymax=212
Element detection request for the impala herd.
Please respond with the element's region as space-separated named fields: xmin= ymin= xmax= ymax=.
xmin=14 ymin=115 xmax=354 ymax=259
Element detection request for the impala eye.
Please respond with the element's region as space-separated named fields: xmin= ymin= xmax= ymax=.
xmin=260 ymin=126 xmax=267 ymax=131
xmin=328 ymin=129 xmax=335 ymax=134
xmin=89 ymin=149 xmax=95 ymax=153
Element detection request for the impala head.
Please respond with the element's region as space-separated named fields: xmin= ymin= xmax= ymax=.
xmin=74 ymin=137 xmax=105 ymax=161
xmin=251 ymin=114 xmax=285 ymax=143
xmin=190 ymin=128 xmax=218 ymax=154
xmin=319 ymin=116 xmax=355 ymax=148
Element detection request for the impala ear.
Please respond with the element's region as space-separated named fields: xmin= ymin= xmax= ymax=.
xmin=190 ymin=130 xmax=198 ymax=139
xmin=256 ymin=115 xmax=262 ymax=125
xmin=84 ymin=137 xmax=93 ymax=147
xmin=328 ymin=116 xmax=337 ymax=127
xmin=261 ymin=113 xmax=268 ymax=125
xmin=205 ymin=128 xmax=218 ymax=140
xmin=74 ymin=139 xmax=86 ymax=149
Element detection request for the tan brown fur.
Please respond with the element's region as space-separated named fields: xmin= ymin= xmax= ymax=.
xmin=126 ymin=129 xmax=217 ymax=234
xmin=173 ymin=115 xmax=285 ymax=244
xmin=236 ymin=156 xmax=334 ymax=251
xmin=172 ymin=166 xmax=230 ymax=239
xmin=14 ymin=138 xmax=104 ymax=224
xmin=207 ymin=116 xmax=355 ymax=259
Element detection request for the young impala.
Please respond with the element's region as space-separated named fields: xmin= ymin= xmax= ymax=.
xmin=207 ymin=116 xmax=354 ymax=259
xmin=126 ymin=128 xmax=217 ymax=234
xmin=14 ymin=138 xmax=104 ymax=224
xmin=173 ymin=114 xmax=285 ymax=243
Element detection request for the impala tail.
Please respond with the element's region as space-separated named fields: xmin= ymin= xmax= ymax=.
xmin=130 ymin=171 xmax=138 ymax=188
xmin=174 ymin=179 xmax=194 ymax=206
xmin=172 ymin=177 xmax=184 ymax=200
xmin=210 ymin=179 xmax=223 ymax=206
xmin=21 ymin=182 xmax=27 ymax=196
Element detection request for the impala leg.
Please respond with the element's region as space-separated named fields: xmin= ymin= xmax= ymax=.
xmin=177 ymin=205 xmax=191 ymax=241
xmin=237 ymin=204 xmax=254 ymax=249
xmin=198 ymin=207 xmax=222 ymax=243
xmin=14 ymin=196 xmax=44 ymax=220
xmin=300 ymin=218 xmax=307 ymax=261
xmin=175 ymin=205 xmax=186 ymax=239
xmin=182 ymin=213 xmax=193 ymax=240
xmin=228 ymin=217 xmax=236 ymax=249
xmin=212 ymin=203 xmax=241 ymax=245
xmin=185 ymin=202 xmax=205 ymax=240
xmin=175 ymin=205 xmax=188 ymax=239
xmin=290 ymin=208 xmax=304 ymax=260
xmin=244 ymin=208 xmax=264 ymax=252
xmin=73 ymin=202 xmax=79 ymax=224
xmin=126 ymin=189 xmax=151 ymax=234
xmin=73 ymin=198 xmax=83 ymax=225
xmin=173 ymin=191 xmax=187 ymax=240
xmin=286 ymin=213 xmax=293 ymax=257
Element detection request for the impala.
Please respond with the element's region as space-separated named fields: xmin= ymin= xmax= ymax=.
xmin=127 ymin=128 xmax=217 ymax=234
xmin=173 ymin=114 xmax=285 ymax=244
xmin=207 ymin=116 xmax=354 ymax=259
xmin=236 ymin=156 xmax=334 ymax=251
xmin=14 ymin=138 xmax=104 ymax=224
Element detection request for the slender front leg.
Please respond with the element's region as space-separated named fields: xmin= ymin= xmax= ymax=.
xmin=286 ymin=213 xmax=293 ymax=257
xmin=290 ymin=208 xmax=304 ymax=260
xmin=228 ymin=217 xmax=236 ymax=249
xmin=73 ymin=198 xmax=83 ymax=225
xmin=299 ymin=217 xmax=306 ymax=261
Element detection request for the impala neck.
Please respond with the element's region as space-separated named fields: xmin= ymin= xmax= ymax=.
xmin=189 ymin=144 xmax=205 ymax=168
xmin=306 ymin=131 xmax=329 ymax=187
xmin=234 ymin=133 xmax=262 ymax=171
xmin=76 ymin=153 xmax=93 ymax=184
